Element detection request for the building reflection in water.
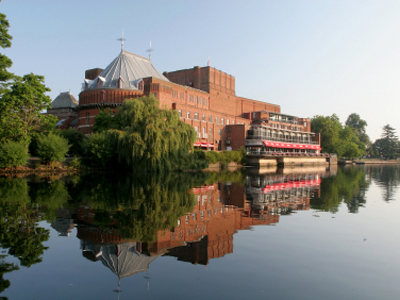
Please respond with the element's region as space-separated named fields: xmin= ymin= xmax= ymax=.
xmin=53 ymin=168 xmax=331 ymax=289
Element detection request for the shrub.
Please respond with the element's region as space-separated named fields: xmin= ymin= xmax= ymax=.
xmin=205 ymin=151 xmax=221 ymax=164
xmin=57 ymin=129 xmax=86 ymax=157
xmin=82 ymin=132 xmax=115 ymax=168
xmin=37 ymin=134 xmax=70 ymax=165
xmin=0 ymin=141 xmax=30 ymax=168
xmin=67 ymin=158 xmax=81 ymax=169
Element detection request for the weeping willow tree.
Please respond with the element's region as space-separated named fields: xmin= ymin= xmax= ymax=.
xmin=105 ymin=96 xmax=197 ymax=171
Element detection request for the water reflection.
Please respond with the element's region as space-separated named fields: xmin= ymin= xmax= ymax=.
xmin=1 ymin=165 xmax=400 ymax=297
xmin=368 ymin=165 xmax=400 ymax=201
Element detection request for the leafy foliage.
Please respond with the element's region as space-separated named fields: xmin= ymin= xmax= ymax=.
xmin=82 ymin=132 xmax=116 ymax=168
xmin=0 ymin=7 xmax=13 ymax=90
xmin=92 ymin=108 xmax=118 ymax=133
xmin=0 ymin=74 xmax=57 ymax=145
xmin=37 ymin=133 xmax=70 ymax=164
xmin=311 ymin=114 xmax=364 ymax=158
xmin=0 ymin=140 xmax=29 ymax=168
xmin=372 ymin=124 xmax=400 ymax=159
xmin=57 ymin=128 xmax=86 ymax=157
xmin=103 ymin=96 xmax=197 ymax=171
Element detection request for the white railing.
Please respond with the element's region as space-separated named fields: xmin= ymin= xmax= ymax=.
xmin=246 ymin=135 xmax=319 ymax=145
xmin=246 ymin=150 xmax=329 ymax=157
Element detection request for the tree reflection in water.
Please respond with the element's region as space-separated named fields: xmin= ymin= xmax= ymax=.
xmin=0 ymin=165 xmax=399 ymax=295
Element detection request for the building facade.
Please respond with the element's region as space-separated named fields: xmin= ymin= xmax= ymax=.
xmin=72 ymin=48 xmax=319 ymax=153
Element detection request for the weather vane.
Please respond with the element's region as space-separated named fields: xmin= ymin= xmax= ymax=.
xmin=147 ymin=41 xmax=153 ymax=60
xmin=117 ymin=30 xmax=126 ymax=50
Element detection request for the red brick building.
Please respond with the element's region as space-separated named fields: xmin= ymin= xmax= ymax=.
xmin=74 ymin=48 xmax=319 ymax=152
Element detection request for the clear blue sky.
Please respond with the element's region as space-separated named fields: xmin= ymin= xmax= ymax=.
xmin=3 ymin=0 xmax=400 ymax=141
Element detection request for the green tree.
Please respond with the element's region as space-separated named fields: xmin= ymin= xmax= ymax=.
xmin=372 ymin=124 xmax=400 ymax=159
xmin=345 ymin=113 xmax=370 ymax=153
xmin=312 ymin=114 xmax=364 ymax=158
xmin=0 ymin=5 xmax=13 ymax=91
xmin=37 ymin=133 xmax=70 ymax=164
xmin=93 ymin=108 xmax=118 ymax=133
xmin=57 ymin=128 xmax=86 ymax=157
xmin=0 ymin=74 xmax=57 ymax=144
xmin=0 ymin=140 xmax=30 ymax=168
xmin=83 ymin=132 xmax=116 ymax=168
xmin=107 ymin=96 xmax=197 ymax=171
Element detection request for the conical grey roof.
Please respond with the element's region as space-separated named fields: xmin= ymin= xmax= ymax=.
xmin=51 ymin=91 xmax=78 ymax=109
xmin=86 ymin=49 xmax=168 ymax=91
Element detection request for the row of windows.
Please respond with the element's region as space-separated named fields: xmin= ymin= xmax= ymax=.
xmin=178 ymin=110 xmax=235 ymax=125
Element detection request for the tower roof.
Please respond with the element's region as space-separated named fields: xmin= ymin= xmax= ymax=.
xmin=86 ymin=49 xmax=168 ymax=91
xmin=51 ymin=91 xmax=78 ymax=109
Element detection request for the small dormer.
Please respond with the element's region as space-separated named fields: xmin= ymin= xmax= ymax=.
xmin=137 ymin=79 xmax=144 ymax=90
xmin=97 ymin=76 xmax=105 ymax=88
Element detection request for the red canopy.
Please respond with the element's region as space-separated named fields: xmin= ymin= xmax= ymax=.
xmin=262 ymin=178 xmax=321 ymax=193
xmin=200 ymin=143 xmax=214 ymax=148
xmin=263 ymin=140 xmax=321 ymax=151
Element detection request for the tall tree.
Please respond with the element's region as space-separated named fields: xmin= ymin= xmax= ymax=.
xmin=0 ymin=74 xmax=57 ymax=144
xmin=372 ymin=124 xmax=400 ymax=159
xmin=311 ymin=114 xmax=364 ymax=158
xmin=0 ymin=4 xmax=13 ymax=90
xmin=345 ymin=113 xmax=370 ymax=146
xmin=106 ymin=96 xmax=197 ymax=171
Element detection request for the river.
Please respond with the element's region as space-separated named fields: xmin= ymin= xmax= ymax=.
xmin=0 ymin=165 xmax=399 ymax=299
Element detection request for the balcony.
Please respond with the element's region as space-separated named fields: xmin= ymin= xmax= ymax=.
xmin=246 ymin=135 xmax=319 ymax=145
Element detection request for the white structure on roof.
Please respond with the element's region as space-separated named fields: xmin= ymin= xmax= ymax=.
xmin=85 ymin=50 xmax=168 ymax=91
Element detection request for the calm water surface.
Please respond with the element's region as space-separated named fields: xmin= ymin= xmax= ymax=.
xmin=1 ymin=165 xmax=400 ymax=300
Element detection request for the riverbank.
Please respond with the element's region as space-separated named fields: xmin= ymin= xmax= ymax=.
xmin=339 ymin=159 xmax=400 ymax=165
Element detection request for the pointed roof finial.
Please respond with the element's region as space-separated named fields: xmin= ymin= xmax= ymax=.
xmin=117 ymin=30 xmax=126 ymax=50
xmin=146 ymin=41 xmax=153 ymax=61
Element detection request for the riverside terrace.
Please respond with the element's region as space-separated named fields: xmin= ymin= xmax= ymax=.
xmin=244 ymin=124 xmax=335 ymax=167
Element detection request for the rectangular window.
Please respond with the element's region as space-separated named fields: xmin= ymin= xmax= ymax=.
xmin=172 ymin=90 xmax=178 ymax=98
xmin=232 ymin=120 xmax=235 ymax=125
xmin=85 ymin=112 xmax=90 ymax=125
xmin=221 ymin=118 xmax=224 ymax=125
xmin=178 ymin=110 xmax=182 ymax=117
xmin=215 ymin=117 xmax=218 ymax=124
xmin=209 ymin=115 xmax=212 ymax=122
xmin=180 ymin=92 xmax=184 ymax=100
xmin=202 ymin=114 xmax=205 ymax=121
xmin=227 ymin=119 xmax=229 ymax=125
xmin=187 ymin=111 xmax=190 ymax=119
xmin=194 ymin=113 xmax=198 ymax=120
xmin=218 ymin=129 xmax=222 ymax=136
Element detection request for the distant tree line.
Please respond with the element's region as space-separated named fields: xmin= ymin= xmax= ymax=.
xmin=311 ymin=113 xmax=400 ymax=159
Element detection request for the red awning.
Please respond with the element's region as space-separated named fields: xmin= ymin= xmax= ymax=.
xmin=194 ymin=141 xmax=202 ymax=146
xmin=263 ymin=140 xmax=321 ymax=151
xmin=200 ymin=143 xmax=215 ymax=148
